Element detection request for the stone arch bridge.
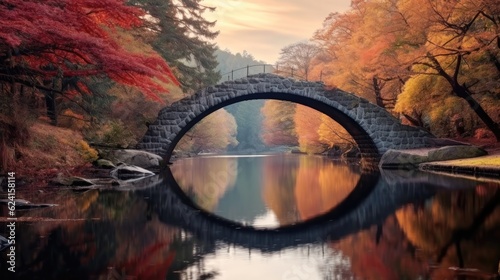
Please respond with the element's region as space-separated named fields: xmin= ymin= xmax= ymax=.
xmin=139 ymin=73 xmax=435 ymax=161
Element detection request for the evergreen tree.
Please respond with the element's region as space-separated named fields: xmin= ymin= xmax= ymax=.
xmin=130 ymin=0 xmax=221 ymax=93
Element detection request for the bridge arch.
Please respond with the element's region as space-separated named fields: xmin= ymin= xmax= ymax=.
xmin=139 ymin=73 xmax=435 ymax=162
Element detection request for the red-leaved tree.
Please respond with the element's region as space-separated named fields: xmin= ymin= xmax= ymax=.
xmin=0 ymin=0 xmax=178 ymax=118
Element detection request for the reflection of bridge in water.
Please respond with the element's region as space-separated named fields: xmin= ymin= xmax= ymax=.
xmin=135 ymin=168 xmax=479 ymax=252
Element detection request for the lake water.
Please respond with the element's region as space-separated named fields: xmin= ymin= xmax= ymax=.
xmin=1 ymin=154 xmax=499 ymax=279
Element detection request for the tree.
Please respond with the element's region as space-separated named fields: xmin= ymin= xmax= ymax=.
xmin=313 ymin=0 xmax=500 ymax=140
xmin=0 ymin=0 xmax=178 ymax=126
xmin=224 ymin=100 xmax=266 ymax=152
xmin=318 ymin=113 xmax=356 ymax=152
xmin=294 ymin=104 xmax=356 ymax=155
xmin=312 ymin=2 xmax=407 ymax=106
xmin=276 ymin=41 xmax=320 ymax=80
xmin=260 ymin=100 xmax=298 ymax=147
xmin=294 ymin=105 xmax=327 ymax=154
xmin=130 ymin=0 xmax=221 ymax=93
xmin=176 ymin=108 xmax=238 ymax=153
xmin=403 ymin=0 xmax=500 ymax=140
xmin=215 ymin=48 xmax=268 ymax=82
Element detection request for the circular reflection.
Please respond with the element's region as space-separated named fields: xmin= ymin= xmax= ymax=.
xmin=170 ymin=153 xmax=362 ymax=228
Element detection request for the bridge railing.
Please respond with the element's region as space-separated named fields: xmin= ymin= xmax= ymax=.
xmin=219 ymin=64 xmax=323 ymax=82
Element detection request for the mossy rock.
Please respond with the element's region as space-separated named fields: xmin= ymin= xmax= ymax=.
xmin=380 ymin=145 xmax=488 ymax=169
xmin=428 ymin=146 xmax=487 ymax=162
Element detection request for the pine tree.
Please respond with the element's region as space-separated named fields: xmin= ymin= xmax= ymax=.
xmin=130 ymin=0 xmax=221 ymax=93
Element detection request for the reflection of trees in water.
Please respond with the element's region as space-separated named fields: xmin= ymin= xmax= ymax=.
xmin=170 ymin=157 xmax=238 ymax=211
xmin=295 ymin=157 xmax=360 ymax=220
xmin=261 ymin=155 xmax=300 ymax=225
xmin=328 ymin=216 xmax=427 ymax=280
xmin=324 ymin=184 xmax=500 ymax=280
xmin=396 ymin=184 xmax=500 ymax=278
xmin=5 ymin=190 xmax=219 ymax=280
xmin=262 ymin=155 xmax=361 ymax=225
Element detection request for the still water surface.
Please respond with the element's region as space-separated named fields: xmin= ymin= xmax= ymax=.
xmin=1 ymin=154 xmax=499 ymax=280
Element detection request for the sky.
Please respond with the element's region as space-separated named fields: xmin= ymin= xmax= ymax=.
xmin=203 ymin=0 xmax=352 ymax=64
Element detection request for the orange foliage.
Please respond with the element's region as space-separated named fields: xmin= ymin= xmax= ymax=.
xmin=260 ymin=100 xmax=298 ymax=146
xmin=294 ymin=105 xmax=326 ymax=154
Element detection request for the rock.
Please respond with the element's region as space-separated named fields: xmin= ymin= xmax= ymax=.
xmin=428 ymin=145 xmax=487 ymax=162
xmin=51 ymin=175 xmax=94 ymax=186
xmin=95 ymin=159 xmax=115 ymax=169
xmin=379 ymin=145 xmax=487 ymax=169
xmin=379 ymin=149 xmax=432 ymax=169
xmin=110 ymin=165 xmax=155 ymax=180
xmin=112 ymin=174 xmax=163 ymax=190
xmin=100 ymin=149 xmax=163 ymax=170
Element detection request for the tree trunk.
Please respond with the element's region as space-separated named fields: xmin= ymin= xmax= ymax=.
xmin=45 ymin=90 xmax=57 ymax=125
xmin=372 ymin=76 xmax=385 ymax=108
xmin=425 ymin=53 xmax=500 ymax=142
xmin=455 ymin=85 xmax=500 ymax=142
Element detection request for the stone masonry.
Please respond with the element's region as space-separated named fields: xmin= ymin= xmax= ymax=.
xmin=139 ymin=73 xmax=435 ymax=160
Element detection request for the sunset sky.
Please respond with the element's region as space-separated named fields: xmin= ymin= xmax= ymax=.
xmin=203 ymin=0 xmax=351 ymax=63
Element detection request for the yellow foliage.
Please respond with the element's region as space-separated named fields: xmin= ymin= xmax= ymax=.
xmin=176 ymin=108 xmax=238 ymax=153
xmin=76 ymin=140 xmax=98 ymax=163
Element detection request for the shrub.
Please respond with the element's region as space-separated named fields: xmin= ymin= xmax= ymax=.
xmin=76 ymin=140 xmax=98 ymax=163
xmin=85 ymin=120 xmax=136 ymax=148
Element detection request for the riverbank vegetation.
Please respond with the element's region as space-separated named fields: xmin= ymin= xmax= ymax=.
xmin=310 ymin=0 xmax=499 ymax=141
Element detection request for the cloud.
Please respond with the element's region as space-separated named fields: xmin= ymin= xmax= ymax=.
xmin=203 ymin=0 xmax=351 ymax=63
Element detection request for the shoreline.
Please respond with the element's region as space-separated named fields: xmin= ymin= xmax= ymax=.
xmin=420 ymin=163 xmax=500 ymax=179
xmin=419 ymin=151 xmax=500 ymax=183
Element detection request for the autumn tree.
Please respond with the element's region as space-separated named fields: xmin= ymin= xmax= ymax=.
xmin=317 ymin=114 xmax=356 ymax=153
xmin=294 ymin=104 xmax=356 ymax=155
xmin=176 ymin=108 xmax=238 ymax=153
xmin=276 ymin=41 xmax=320 ymax=80
xmin=312 ymin=6 xmax=401 ymax=105
xmin=0 ymin=0 xmax=178 ymax=126
xmin=406 ymin=0 xmax=500 ymax=140
xmin=294 ymin=105 xmax=326 ymax=154
xmin=130 ymin=0 xmax=221 ymax=93
xmin=260 ymin=100 xmax=298 ymax=147
xmin=313 ymin=0 xmax=500 ymax=140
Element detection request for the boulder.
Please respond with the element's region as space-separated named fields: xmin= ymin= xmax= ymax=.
xmin=380 ymin=145 xmax=487 ymax=169
xmin=379 ymin=148 xmax=432 ymax=169
xmin=112 ymin=174 xmax=163 ymax=190
xmin=110 ymin=165 xmax=155 ymax=180
xmin=100 ymin=149 xmax=163 ymax=170
xmin=95 ymin=159 xmax=115 ymax=169
xmin=428 ymin=145 xmax=487 ymax=161
xmin=51 ymin=175 xmax=94 ymax=186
